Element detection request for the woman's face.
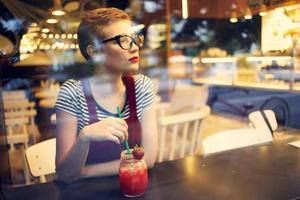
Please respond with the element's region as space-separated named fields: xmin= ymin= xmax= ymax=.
xmin=94 ymin=20 xmax=141 ymax=74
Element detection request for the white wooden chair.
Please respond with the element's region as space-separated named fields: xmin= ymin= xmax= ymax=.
xmin=202 ymin=128 xmax=273 ymax=155
xmin=0 ymin=132 xmax=30 ymax=184
xmin=202 ymin=110 xmax=277 ymax=155
xmin=156 ymin=102 xmax=172 ymax=118
xmin=4 ymin=100 xmax=39 ymax=143
xmin=4 ymin=101 xmax=36 ymax=123
xmin=248 ymin=110 xmax=278 ymax=135
xmin=2 ymin=98 xmax=39 ymax=184
xmin=157 ymin=105 xmax=210 ymax=162
xmin=25 ymin=138 xmax=56 ymax=183
xmin=0 ymin=128 xmax=31 ymax=184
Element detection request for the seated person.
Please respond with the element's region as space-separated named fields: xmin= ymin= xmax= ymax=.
xmin=55 ymin=7 xmax=158 ymax=182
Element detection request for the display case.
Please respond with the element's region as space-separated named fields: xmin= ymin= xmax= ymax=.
xmin=192 ymin=55 xmax=300 ymax=92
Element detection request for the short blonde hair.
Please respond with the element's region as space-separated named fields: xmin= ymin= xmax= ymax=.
xmin=77 ymin=7 xmax=131 ymax=60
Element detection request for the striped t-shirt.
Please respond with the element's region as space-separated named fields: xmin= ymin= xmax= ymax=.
xmin=55 ymin=74 xmax=156 ymax=134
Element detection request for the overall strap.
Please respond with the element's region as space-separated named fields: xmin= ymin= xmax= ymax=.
xmin=81 ymin=79 xmax=121 ymax=165
xmin=122 ymin=75 xmax=142 ymax=148
xmin=81 ymin=79 xmax=98 ymax=124
xmin=122 ymin=75 xmax=138 ymax=119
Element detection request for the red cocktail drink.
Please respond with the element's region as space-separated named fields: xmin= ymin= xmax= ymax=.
xmin=119 ymin=150 xmax=148 ymax=197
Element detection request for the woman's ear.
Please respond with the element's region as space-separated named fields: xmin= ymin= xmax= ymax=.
xmin=87 ymin=44 xmax=105 ymax=64
xmin=86 ymin=44 xmax=96 ymax=58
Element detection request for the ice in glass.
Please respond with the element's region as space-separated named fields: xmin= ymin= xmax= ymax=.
xmin=119 ymin=149 xmax=148 ymax=197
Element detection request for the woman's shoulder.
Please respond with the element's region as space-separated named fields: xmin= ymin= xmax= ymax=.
xmin=61 ymin=79 xmax=82 ymax=90
xmin=61 ymin=79 xmax=80 ymax=87
xmin=56 ymin=79 xmax=85 ymax=116
xmin=59 ymin=79 xmax=84 ymax=96
xmin=133 ymin=74 xmax=156 ymax=98
xmin=133 ymin=74 xmax=152 ymax=86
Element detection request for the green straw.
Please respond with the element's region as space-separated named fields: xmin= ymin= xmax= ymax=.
xmin=117 ymin=106 xmax=130 ymax=154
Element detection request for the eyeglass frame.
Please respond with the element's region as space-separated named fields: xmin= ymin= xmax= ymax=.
xmin=101 ymin=34 xmax=144 ymax=50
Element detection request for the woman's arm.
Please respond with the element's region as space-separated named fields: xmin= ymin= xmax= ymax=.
xmin=55 ymin=109 xmax=128 ymax=182
xmin=140 ymin=100 xmax=158 ymax=168
xmin=55 ymin=109 xmax=90 ymax=182
xmin=80 ymin=160 xmax=120 ymax=178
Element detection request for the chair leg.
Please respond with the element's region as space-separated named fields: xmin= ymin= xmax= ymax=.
xmin=39 ymin=176 xmax=46 ymax=183
xmin=7 ymin=127 xmax=15 ymax=151
xmin=7 ymin=149 xmax=14 ymax=185
xmin=21 ymin=146 xmax=31 ymax=185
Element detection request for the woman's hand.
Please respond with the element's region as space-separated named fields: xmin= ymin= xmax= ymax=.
xmin=79 ymin=117 xmax=128 ymax=144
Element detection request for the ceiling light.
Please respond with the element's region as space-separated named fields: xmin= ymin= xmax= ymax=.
xmin=41 ymin=33 xmax=48 ymax=38
xmin=47 ymin=18 xmax=58 ymax=24
xmin=41 ymin=28 xmax=50 ymax=33
xmin=30 ymin=23 xmax=38 ymax=27
xmin=62 ymin=0 xmax=80 ymax=12
xmin=52 ymin=0 xmax=66 ymax=16
xmin=52 ymin=9 xmax=66 ymax=16
xmin=182 ymin=0 xmax=188 ymax=19
xmin=259 ymin=4 xmax=267 ymax=17
xmin=70 ymin=43 xmax=76 ymax=49
xmin=244 ymin=8 xmax=252 ymax=20
xmin=230 ymin=11 xmax=238 ymax=23
xmin=28 ymin=27 xmax=41 ymax=32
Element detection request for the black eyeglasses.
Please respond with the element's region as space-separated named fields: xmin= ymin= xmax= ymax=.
xmin=102 ymin=34 xmax=144 ymax=50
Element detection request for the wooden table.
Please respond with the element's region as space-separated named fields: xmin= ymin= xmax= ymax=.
xmin=3 ymin=130 xmax=300 ymax=200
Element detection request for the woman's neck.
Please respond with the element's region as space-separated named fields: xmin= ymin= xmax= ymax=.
xmin=89 ymin=73 xmax=124 ymax=97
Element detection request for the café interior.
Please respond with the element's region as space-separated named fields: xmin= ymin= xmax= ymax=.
xmin=1 ymin=0 xmax=300 ymax=199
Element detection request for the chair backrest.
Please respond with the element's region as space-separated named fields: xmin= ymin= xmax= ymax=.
xmin=202 ymin=128 xmax=273 ymax=155
xmin=157 ymin=105 xmax=210 ymax=162
xmin=156 ymin=102 xmax=171 ymax=118
xmin=248 ymin=110 xmax=278 ymax=134
xmin=4 ymin=100 xmax=37 ymax=125
xmin=3 ymin=90 xmax=27 ymax=102
xmin=3 ymin=100 xmax=37 ymax=143
xmin=25 ymin=138 xmax=56 ymax=183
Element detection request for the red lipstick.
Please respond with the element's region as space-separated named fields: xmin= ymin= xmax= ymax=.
xmin=128 ymin=56 xmax=139 ymax=63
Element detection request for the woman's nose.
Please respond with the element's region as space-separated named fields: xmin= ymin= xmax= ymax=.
xmin=129 ymin=42 xmax=139 ymax=52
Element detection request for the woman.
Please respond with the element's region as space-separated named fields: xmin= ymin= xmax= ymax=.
xmin=55 ymin=7 xmax=158 ymax=182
